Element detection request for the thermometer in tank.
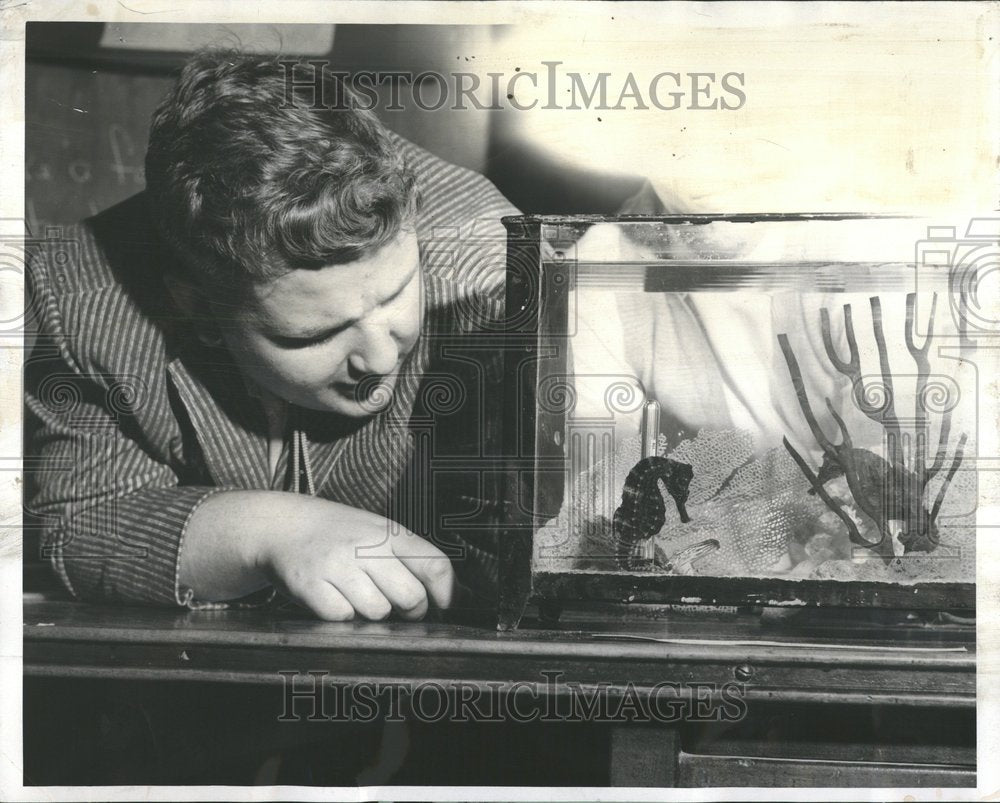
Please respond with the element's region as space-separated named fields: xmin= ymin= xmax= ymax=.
xmin=641 ymin=399 xmax=661 ymax=459
xmin=633 ymin=399 xmax=663 ymax=569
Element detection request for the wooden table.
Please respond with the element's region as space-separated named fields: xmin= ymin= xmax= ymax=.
xmin=23 ymin=598 xmax=976 ymax=787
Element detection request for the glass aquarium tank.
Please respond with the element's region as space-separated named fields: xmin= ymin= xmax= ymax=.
xmin=497 ymin=215 xmax=977 ymax=629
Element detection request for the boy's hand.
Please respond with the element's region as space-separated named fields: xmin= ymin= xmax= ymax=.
xmin=252 ymin=501 xmax=455 ymax=621
xmin=180 ymin=491 xmax=455 ymax=621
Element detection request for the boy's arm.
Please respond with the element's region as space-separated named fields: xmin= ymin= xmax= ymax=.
xmin=25 ymin=241 xmax=224 ymax=607
xmin=26 ymin=366 xmax=227 ymax=607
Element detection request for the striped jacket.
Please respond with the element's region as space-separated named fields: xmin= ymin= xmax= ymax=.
xmin=25 ymin=134 xmax=519 ymax=609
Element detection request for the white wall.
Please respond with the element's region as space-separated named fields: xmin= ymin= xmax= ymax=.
xmin=483 ymin=3 xmax=997 ymax=214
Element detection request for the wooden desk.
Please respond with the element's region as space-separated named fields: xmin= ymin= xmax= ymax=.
xmin=23 ymin=599 xmax=976 ymax=787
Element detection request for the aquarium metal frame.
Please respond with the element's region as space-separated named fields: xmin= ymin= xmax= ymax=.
xmin=497 ymin=214 xmax=975 ymax=630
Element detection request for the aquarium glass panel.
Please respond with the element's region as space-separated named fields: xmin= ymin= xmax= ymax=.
xmin=528 ymin=217 xmax=976 ymax=589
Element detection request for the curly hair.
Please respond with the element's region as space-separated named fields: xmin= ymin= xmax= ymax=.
xmin=145 ymin=50 xmax=418 ymax=297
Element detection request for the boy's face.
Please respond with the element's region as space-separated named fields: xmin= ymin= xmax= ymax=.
xmin=220 ymin=229 xmax=423 ymax=417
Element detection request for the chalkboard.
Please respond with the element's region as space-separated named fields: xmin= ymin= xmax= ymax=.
xmin=25 ymin=62 xmax=172 ymax=232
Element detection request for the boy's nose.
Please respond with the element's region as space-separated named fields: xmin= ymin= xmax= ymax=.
xmin=349 ymin=322 xmax=400 ymax=377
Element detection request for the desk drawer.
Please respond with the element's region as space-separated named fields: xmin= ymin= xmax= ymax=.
xmin=677 ymin=753 xmax=974 ymax=787
xmin=676 ymin=700 xmax=975 ymax=787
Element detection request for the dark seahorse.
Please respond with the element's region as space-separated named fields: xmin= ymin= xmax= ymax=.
xmin=613 ymin=456 xmax=694 ymax=571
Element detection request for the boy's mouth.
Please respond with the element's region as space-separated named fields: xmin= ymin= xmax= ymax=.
xmin=336 ymin=373 xmax=398 ymax=406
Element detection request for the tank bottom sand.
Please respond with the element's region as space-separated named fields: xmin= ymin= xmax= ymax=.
xmin=534 ymin=428 xmax=974 ymax=584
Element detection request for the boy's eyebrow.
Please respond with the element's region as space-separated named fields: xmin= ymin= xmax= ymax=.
xmin=271 ymin=265 xmax=418 ymax=339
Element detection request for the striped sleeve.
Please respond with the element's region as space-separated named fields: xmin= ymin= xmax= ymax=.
xmin=24 ymin=239 xmax=221 ymax=607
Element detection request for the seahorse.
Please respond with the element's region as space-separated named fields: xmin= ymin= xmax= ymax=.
xmin=613 ymin=456 xmax=693 ymax=570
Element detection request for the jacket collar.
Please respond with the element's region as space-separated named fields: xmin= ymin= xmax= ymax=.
xmin=166 ymin=348 xmax=274 ymax=489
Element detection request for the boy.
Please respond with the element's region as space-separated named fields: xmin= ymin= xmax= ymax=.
xmin=26 ymin=50 xmax=517 ymax=620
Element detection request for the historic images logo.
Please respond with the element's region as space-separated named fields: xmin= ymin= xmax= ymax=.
xmin=280 ymin=61 xmax=747 ymax=113
xmin=279 ymin=670 xmax=749 ymax=724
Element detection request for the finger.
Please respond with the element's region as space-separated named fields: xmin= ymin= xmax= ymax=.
xmin=288 ymin=580 xmax=355 ymax=622
xmin=361 ymin=558 xmax=429 ymax=621
xmin=330 ymin=569 xmax=393 ymax=621
xmin=390 ymin=533 xmax=456 ymax=610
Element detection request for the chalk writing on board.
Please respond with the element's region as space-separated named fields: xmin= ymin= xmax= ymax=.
xmin=68 ymin=161 xmax=92 ymax=184
xmin=109 ymin=123 xmax=145 ymax=187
